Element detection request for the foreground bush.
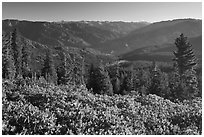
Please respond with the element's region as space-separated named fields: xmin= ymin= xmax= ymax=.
xmin=2 ymin=80 xmax=202 ymax=135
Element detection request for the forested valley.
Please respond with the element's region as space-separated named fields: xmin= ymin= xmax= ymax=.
xmin=2 ymin=27 xmax=202 ymax=135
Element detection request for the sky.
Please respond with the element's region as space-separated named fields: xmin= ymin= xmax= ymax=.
xmin=2 ymin=2 xmax=202 ymax=23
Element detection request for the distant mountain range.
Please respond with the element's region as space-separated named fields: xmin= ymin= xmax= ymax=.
xmin=96 ymin=19 xmax=202 ymax=55
xmin=2 ymin=19 xmax=149 ymax=49
xmin=2 ymin=18 xmax=202 ymax=64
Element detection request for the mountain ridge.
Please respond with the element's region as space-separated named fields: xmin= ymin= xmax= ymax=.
xmin=96 ymin=18 xmax=202 ymax=55
xmin=2 ymin=18 xmax=202 ymax=64
xmin=2 ymin=19 xmax=149 ymax=49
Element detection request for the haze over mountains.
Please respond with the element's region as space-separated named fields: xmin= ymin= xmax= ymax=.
xmin=2 ymin=18 xmax=202 ymax=63
xmin=97 ymin=19 xmax=201 ymax=54
xmin=3 ymin=19 xmax=149 ymax=48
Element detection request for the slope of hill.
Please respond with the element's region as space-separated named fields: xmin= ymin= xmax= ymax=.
xmin=97 ymin=19 xmax=202 ymax=55
xmin=121 ymin=35 xmax=202 ymax=63
xmin=2 ymin=19 xmax=149 ymax=49
xmin=2 ymin=32 xmax=117 ymax=76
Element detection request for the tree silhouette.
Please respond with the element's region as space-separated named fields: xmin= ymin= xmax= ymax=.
xmin=173 ymin=33 xmax=197 ymax=74
xmin=10 ymin=28 xmax=21 ymax=77
xmin=88 ymin=63 xmax=113 ymax=95
xmin=87 ymin=63 xmax=95 ymax=90
xmin=41 ymin=49 xmax=58 ymax=84
xmin=21 ymin=44 xmax=31 ymax=78
xmin=2 ymin=34 xmax=16 ymax=79
xmin=106 ymin=64 xmax=121 ymax=94
xmin=121 ymin=70 xmax=133 ymax=95
xmin=173 ymin=33 xmax=198 ymax=99
xmin=149 ymin=61 xmax=160 ymax=95
xmin=57 ymin=52 xmax=71 ymax=85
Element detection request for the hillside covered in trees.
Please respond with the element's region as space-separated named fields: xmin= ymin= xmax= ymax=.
xmin=2 ymin=26 xmax=202 ymax=135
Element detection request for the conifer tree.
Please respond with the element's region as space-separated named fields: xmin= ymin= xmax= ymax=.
xmin=71 ymin=54 xmax=84 ymax=85
xmin=148 ymin=61 xmax=170 ymax=97
xmin=88 ymin=63 xmax=113 ymax=95
xmin=107 ymin=64 xmax=121 ymax=94
xmin=81 ymin=57 xmax=85 ymax=85
xmin=21 ymin=44 xmax=31 ymax=78
xmin=113 ymin=65 xmax=121 ymax=94
xmin=173 ymin=33 xmax=198 ymax=99
xmin=168 ymin=71 xmax=180 ymax=101
xmin=57 ymin=52 xmax=70 ymax=85
xmin=10 ymin=28 xmax=21 ymax=77
xmin=2 ymin=34 xmax=16 ymax=79
xmin=121 ymin=70 xmax=133 ymax=94
xmin=72 ymin=55 xmax=85 ymax=85
xmin=97 ymin=63 xmax=113 ymax=95
xmin=137 ymin=68 xmax=151 ymax=95
xmin=149 ymin=61 xmax=161 ymax=96
xmin=159 ymin=72 xmax=170 ymax=98
xmin=41 ymin=50 xmax=58 ymax=84
xmin=173 ymin=33 xmax=197 ymax=74
xmin=87 ymin=63 xmax=96 ymax=91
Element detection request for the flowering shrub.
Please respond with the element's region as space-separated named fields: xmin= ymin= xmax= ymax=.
xmin=2 ymin=80 xmax=202 ymax=135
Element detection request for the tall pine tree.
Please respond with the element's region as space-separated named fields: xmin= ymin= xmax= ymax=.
xmin=21 ymin=44 xmax=31 ymax=78
xmin=10 ymin=28 xmax=21 ymax=77
xmin=87 ymin=63 xmax=95 ymax=90
xmin=88 ymin=63 xmax=113 ymax=95
xmin=41 ymin=49 xmax=58 ymax=84
xmin=57 ymin=52 xmax=71 ymax=85
xmin=173 ymin=33 xmax=197 ymax=74
xmin=173 ymin=33 xmax=198 ymax=99
xmin=2 ymin=34 xmax=16 ymax=79
xmin=149 ymin=61 xmax=161 ymax=95
xmin=121 ymin=70 xmax=133 ymax=95
xmin=106 ymin=64 xmax=121 ymax=94
xmin=149 ymin=61 xmax=169 ymax=97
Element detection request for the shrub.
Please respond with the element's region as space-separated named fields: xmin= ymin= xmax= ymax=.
xmin=2 ymin=80 xmax=202 ymax=135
